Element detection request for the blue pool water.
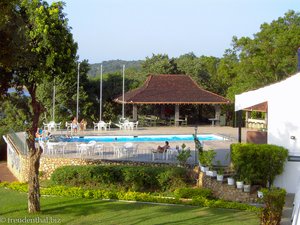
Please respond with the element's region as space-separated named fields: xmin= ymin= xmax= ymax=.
xmin=60 ymin=134 xmax=226 ymax=143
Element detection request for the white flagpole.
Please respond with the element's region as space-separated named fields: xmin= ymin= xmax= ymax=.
xmin=52 ymin=79 xmax=55 ymax=121
xmin=99 ymin=65 xmax=103 ymax=121
xmin=122 ymin=65 xmax=125 ymax=119
xmin=76 ymin=62 xmax=80 ymax=120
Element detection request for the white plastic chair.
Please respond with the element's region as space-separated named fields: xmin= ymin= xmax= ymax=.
xmin=133 ymin=121 xmax=139 ymax=129
xmin=94 ymin=144 xmax=104 ymax=157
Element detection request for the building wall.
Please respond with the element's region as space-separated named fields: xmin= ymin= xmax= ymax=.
xmin=273 ymin=161 xmax=300 ymax=193
xmin=235 ymin=73 xmax=300 ymax=193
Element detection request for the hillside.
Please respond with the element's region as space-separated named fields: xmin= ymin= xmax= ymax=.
xmin=88 ymin=60 xmax=143 ymax=77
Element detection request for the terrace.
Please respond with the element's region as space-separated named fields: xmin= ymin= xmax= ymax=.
xmin=6 ymin=126 xmax=251 ymax=182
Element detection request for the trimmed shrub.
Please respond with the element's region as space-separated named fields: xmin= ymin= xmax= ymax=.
xmin=174 ymin=187 xmax=213 ymax=199
xmin=231 ymin=143 xmax=288 ymax=187
xmin=50 ymin=165 xmax=193 ymax=192
xmin=0 ymin=182 xmax=259 ymax=212
xmin=260 ymin=188 xmax=286 ymax=225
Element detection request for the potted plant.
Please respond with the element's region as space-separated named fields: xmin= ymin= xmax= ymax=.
xmin=235 ymin=174 xmax=244 ymax=189
xmin=257 ymin=190 xmax=263 ymax=198
xmin=199 ymin=151 xmax=209 ymax=172
xmin=227 ymin=177 xmax=235 ymax=185
xmin=200 ymin=150 xmax=216 ymax=176
xmin=243 ymin=177 xmax=251 ymax=193
xmin=216 ymin=161 xmax=224 ymax=182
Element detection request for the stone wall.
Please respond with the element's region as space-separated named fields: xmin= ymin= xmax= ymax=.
xmin=198 ymin=172 xmax=259 ymax=203
xmin=40 ymin=156 xmax=178 ymax=180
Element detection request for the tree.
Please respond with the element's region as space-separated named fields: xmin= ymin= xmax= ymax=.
xmin=227 ymin=10 xmax=300 ymax=99
xmin=0 ymin=0 xmax=77 ymax=213
xmin=141 ymin=54 xmax=177 ymax=74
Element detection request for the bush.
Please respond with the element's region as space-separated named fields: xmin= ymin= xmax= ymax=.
xmin=231 ymin=143 xmax=288 ymax=187
xmin=174 ymin=187 xmax=213 ymax=199
xmin=0 ymin=182 xmax=259 ymax=212
xmin=157 ymin=167 xmax=192 ymax=191
xmin=260 ymin=188 xmax=286 ymax=225
xmin=50 ymin=165 xmax=193 ymax=192
xmin=199 ymin=150 xmax=216 ymax=168
xmin=176 ymin=143 xmax=191 ymax=167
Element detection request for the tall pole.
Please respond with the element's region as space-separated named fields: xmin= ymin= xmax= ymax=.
xmin=76 ymin=62 xmax=80 ymax=120
xmin=99 ymin=65 xmax=103 ymax=121
xmin=52 ymin=79 xmax=55 ymax=121
xmin=122 ymin=65 xmax=125 ymax=119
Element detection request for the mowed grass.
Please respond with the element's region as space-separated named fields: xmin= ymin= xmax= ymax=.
xmin=0 ymin=188 xmax=259 ymax=225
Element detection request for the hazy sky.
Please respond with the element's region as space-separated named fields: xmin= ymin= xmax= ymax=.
xmin=47 ymin=0 xmax=300 ymax=63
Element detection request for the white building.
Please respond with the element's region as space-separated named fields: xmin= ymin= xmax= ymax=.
xmin=235 ymin=73 xmax=300 ymax=194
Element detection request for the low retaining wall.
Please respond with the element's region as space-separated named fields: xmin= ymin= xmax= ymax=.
xmin=198 ymin=172 xmax=258 ymax=203
xmin=16 ymin=155 xmax=180 ymax=181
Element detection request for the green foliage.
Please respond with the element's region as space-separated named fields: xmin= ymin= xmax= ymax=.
xmin=1 ymin=182 xmax=259 ymax=212
xmin=174 ymin=187 xmax=213 ymax=199
xmin=176 ymin=143 xmax=192 ymax=167
xmin=260 ymin=188 xmax=286 ymax=225
xmin=227 ymin=10 xmax=300 ymax=100
xmin=88 ymin=60 xmax=143 ymax=77
xmin=141 ymin=54 xmax=177 ymax=74
xmin=199 ymin=150 xmax=216 ymax=168
xmin=231 ymin=143 xmax=288 ymax=187
xmin=51 ymin=165 xmax=193 ymax=192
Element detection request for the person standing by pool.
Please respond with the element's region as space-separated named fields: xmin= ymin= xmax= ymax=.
xmin=72 ymin=117 xmax=78 ymax=133
xmin=80 ymin=118 xmax=87 ymax=131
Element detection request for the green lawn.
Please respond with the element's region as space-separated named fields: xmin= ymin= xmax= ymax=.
xmin=0 ymin=188 xmax=259 ymax=225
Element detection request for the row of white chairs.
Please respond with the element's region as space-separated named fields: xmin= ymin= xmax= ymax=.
xmin=93 ymin=121 xmax=111 ymax=131
xmin=43 ymin=121 xmax=61 ymax=131
xmin=39 ymin=140 xmax=139 ymax=159
xmin=115 ymin=120 xmax=139 ymax=130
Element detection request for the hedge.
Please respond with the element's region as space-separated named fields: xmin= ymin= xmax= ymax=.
xmin=50 ymin=165 xmax=194 ymax=192
xmin=231 ymin=143 xmax=288 ymax=187
xmin=174 ymin=187 xmax=213 ymax=199
xmin=0 ymin=182 xmax=259 ymax=212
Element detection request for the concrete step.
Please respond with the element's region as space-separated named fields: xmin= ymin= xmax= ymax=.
xmin=281 ymin=193 xmax=294 ymax=225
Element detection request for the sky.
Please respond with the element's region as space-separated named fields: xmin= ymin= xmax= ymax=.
xmin=47 ymin=0 xmax=300 ymax=64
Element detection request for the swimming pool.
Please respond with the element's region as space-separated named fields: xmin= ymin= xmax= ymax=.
xmin=60 ymin=134 xmax=226 ymax=143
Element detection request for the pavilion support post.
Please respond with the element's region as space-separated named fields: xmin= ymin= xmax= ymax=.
xmin=236 ymin=110 xmax=243 ymax=143
xmin=132 ymin=104 xmax=138 ymax=121
xmin=214 ymin=105 xmax=221 ymax=126
xmin=160 ymin=105 xmax=165 ymax=119
xmin=175 ymin=104 xmax=180 ymax=126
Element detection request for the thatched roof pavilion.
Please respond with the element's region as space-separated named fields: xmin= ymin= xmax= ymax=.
xmin=114 ymin=74 xmax=230 ymax=125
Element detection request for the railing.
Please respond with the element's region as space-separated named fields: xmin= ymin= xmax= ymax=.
xmin=7 ymin=129 xmax=28 ymax=155
xmin=40 ymin=141 xmax=197 ymax=166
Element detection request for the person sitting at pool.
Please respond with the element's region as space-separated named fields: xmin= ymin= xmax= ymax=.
xmin=71 ymin=117 xmax=78 ymax=133
xmin=155 ymin=141 xmax=170 ymax=153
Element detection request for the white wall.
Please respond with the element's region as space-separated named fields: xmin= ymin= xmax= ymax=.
xmin=235 ymin=73 xmax=300 ymax=193
xmin=273 ymin=161 xmax=300 ymax=193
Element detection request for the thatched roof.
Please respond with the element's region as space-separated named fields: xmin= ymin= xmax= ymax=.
xmin=114 ymin=74 xmax=230 ymax=104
